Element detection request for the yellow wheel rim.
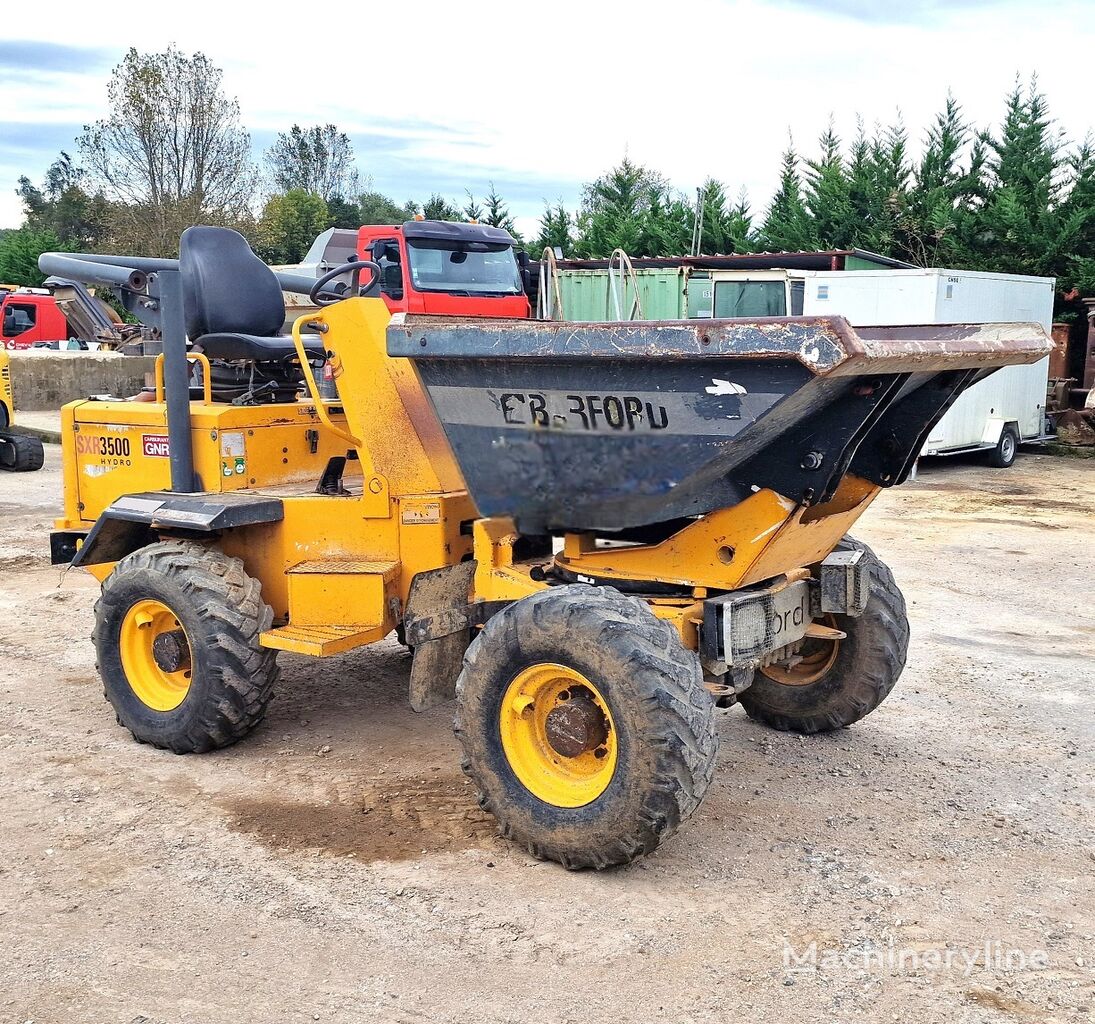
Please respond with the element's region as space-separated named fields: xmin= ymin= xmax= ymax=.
xmin=119 ymin=599 xmax=193 ymax=712
xmin=499 ymin=663 xmax=617 ymax=808
xmin=760 ymin=618 xmax=840 ymax=687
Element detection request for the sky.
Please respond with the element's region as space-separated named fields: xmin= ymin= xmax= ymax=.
xmin=1 ymin=0 xmax=1092 ymax=241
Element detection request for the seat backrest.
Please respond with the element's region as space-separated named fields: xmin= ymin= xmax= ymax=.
xmin=180 ymin=226 xmax=286 ymax=340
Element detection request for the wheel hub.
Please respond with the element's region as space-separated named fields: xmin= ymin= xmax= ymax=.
xmin=152 ymin=629 xmax=191 ymax=673
xmin=119 ymin=599 xmax=193 ymax=712
xmin=499 ymin=664 xmax=618 ymax=807
xmin=544 ymin=697 xmax=608 ymax=758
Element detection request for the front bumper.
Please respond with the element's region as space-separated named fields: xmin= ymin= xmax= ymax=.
xmin=700 ymin=549 xmax=870 ymax=673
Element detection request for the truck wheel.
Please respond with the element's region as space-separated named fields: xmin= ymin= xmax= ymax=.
xmin=738 ymin=539 xmax=908 ymax=734
xmin=93 ymin=540 xmax=278 ymax=753
xmin=0 ymin=430 xmax=44 ymax=472
xmin=987 ymin=426 xmax=1018 ymax=468
xmin=454 ymin=584 xmax=718 ymax=869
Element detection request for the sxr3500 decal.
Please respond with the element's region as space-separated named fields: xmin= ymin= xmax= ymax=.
xmin=75 ymin=434 xmax=131 ymax=457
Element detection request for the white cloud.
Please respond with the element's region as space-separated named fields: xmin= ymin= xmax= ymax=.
xmin=1 ymin=0 xmax=1092 ymax=236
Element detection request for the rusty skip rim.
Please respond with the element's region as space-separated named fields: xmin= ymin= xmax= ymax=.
xmin=389 ymin=314 xmax=1051 ymax=377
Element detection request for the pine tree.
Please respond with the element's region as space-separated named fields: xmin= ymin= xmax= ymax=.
xmin=726 ymin=190 xmax=755 ymax=252
xmin=535 ymin=202 xmax=573 ymax=255
xmin=696 ymin=178 xmax=731 ymax=254
xmin=574 ymin=157 xmax=675 ymax=257
xmin=637 ymin=185 xmax=692 ymax=257
xmin=760 ymin=144 xmax=816 ymax=252
xmin=482 ymin=183 xmax=518 ymax=235
xmin=463 ymin=190 xmax=484 ymax=222
xmin=901 ymin=94 xmax=974 ymax=265
xmin=804 ymin=122 xmax=854 ymax=248
xmin=1060 ymin=138 xmax=1095 ymax=294
xmin=869 ymin=118 xmax=911 ymax=253
xmin=0 ymin=227 xmax=69 ymax=287
xmin=966 ymin=78 xmax=1070 ymax=277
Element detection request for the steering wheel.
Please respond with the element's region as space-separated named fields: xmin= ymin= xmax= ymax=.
xmin=309 ymin=259 xmax=382 ymax=307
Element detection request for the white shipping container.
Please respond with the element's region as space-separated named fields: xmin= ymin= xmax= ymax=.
xmin=798 ymin=268 xmax=1054 ymax=462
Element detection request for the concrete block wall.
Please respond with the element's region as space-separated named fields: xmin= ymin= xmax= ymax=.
xmin=8 ymin=351 xmax=156 ymax=411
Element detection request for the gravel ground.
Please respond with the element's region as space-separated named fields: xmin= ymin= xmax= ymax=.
xmin=1 ymin=446 xmax=1092 ymax=1023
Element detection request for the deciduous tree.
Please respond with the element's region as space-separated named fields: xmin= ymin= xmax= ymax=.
xmin=265 ymin=125 xmax=361 ymax=204
xmin=255 ymin=190 xmax=329 ymax=265
xmin=78 ymin=46 xmax=255 ymax=254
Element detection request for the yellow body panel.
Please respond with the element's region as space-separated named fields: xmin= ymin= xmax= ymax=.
xmin=57 ymin=398 xmax=357 ymax=528
xmin=293 ymin=298 xmax=467 ymax=497
xmin=287 ymin=559 xmax=399 ymax=628
xmin=554 ymin=476 xmax=881 ymax=591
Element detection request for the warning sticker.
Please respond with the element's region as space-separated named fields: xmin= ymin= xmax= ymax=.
xmin=219 ymin=432 xmax=245 ymax=458
xmin=402 ymin=502 xmax=441 ymax=525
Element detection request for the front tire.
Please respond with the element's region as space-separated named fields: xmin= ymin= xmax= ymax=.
xmin=455 ymin=584 xmax=718 ymax=869
xmin=739 ymin=539 xmax=909 ymax=734
xmin=93 ymin=540 xmax=278 ymax=753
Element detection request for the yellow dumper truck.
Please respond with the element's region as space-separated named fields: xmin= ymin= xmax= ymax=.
xmin=44 ymin=228 xmax=1049 ymax=867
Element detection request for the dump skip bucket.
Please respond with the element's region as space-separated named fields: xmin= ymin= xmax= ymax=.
xmin=389 ymin=315 xmax=1050 ymax=534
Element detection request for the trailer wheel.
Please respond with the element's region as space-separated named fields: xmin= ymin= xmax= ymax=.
xmin=0 ymin=430 xmax=44 ymax=472
xmin=987 ymin=426 xmax=1018 ymax=468
xmin=739 ymin=538 xmax=908 ymax=734
xmin=93 ymin=540 xmax=278 ymax=753
xmin=454 ymin=584 xmax=718 ymax=869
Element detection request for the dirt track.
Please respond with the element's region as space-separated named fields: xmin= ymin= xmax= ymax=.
xmin=1 ymin=447 xmax=1092 ymax=1023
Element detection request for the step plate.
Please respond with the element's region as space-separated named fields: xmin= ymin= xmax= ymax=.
xmin=288 ymin=559 xmax=398 ymax=579
xmin=260 ymin=623 xmax=386 ymax=656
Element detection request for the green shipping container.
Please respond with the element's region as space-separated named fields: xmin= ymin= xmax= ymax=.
xmin=555 ymin=268 xmax=687 ymax=321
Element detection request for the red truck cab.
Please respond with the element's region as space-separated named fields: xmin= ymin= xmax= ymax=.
xmin=0 ymin=288 xmax=70 ymax=349
xmin=357 ymin=221 xmax=530 ymax=318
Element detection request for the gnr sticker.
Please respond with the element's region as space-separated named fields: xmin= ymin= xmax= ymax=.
xmin=142 ymin=434 xmax=170 ymax=457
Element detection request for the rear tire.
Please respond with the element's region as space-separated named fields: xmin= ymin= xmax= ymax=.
xmin=987 ymin=426 xmax=1018 ymax=468
xmin=0 ymin=430 xmax=44 ymax=472
xmin=455 ymin=584 xmax=718 ymax=869
xmin=739 ymin=538 xmax=909 ymax=734
xmin=93 ymin=540 xmax=278 ymax=753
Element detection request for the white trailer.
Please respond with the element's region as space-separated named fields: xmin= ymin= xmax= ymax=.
xmin=794 ymin=268 xmax=1054 ymax=466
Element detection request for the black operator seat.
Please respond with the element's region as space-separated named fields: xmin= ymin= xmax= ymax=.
xmin=179 ymin=226 xmax=326 ymax=361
